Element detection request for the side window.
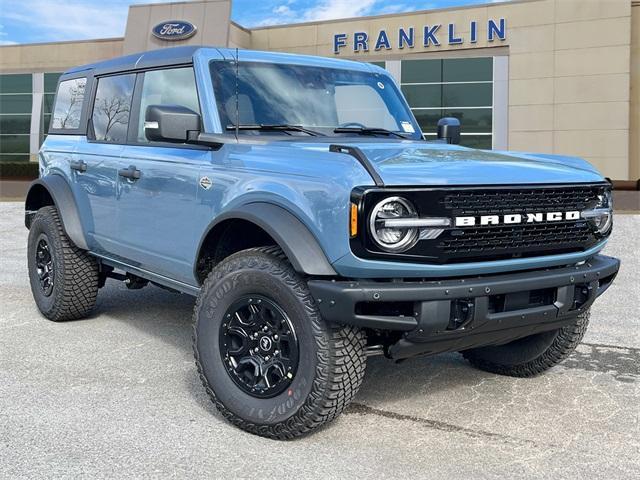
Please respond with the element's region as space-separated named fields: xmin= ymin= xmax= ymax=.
xmin=51 ymin=78 xmax=86 ymax=130
xmin=137 ymin=68 xmax=200 ymax=143
xmin=91 ymin=74 xmax=135 ymax=143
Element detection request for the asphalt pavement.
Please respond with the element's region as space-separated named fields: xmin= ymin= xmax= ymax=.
xmin=1 ymin=202 xmax=638 ymax=479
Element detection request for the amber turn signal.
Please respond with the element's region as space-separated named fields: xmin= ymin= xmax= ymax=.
xmin=350 ymin=203 xmax=358 ymax=237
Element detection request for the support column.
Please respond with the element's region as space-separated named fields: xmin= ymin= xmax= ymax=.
xmin=30 ymin=72 xmax=44 ymax=162
xmin=492 ymin=55 xmax=508 ymax=151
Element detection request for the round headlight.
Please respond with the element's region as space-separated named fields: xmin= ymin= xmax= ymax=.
xmin=596 ymin=190 xmax=613 ymax=209
xmin=582 ymin=189 xmax=613 ymax=235
xmin=369 ymin=197 xmax=419 ymax=252
xmin=592 ymin=211 xmax=612 ymax=233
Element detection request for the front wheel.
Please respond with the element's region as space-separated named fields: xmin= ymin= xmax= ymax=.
xmin=462 ymin=310 xmax=590 ymax=377
xmin=192 ymin=247 xmax=366 ymax=439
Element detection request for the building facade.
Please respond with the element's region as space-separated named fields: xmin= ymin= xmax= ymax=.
xmin=0 ymin=0 xmax=638 ymax=181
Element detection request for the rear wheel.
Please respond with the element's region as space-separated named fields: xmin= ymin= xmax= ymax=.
xmin=193 ymin=246 xmax=367 ymax=439
xmin=462 ymin=310 xmax=590 ymax=377
xmin=27 ymin=206 xmax=99 ymax=321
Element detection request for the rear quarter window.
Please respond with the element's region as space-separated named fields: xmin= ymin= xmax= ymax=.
xmin=51 ymin=78 xmax=87 ymax=130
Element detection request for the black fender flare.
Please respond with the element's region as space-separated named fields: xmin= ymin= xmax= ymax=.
xmin=197 ymin=203 xmax=337 ymax=278
xmin=25 ymin=175 xmax=89 ymax=251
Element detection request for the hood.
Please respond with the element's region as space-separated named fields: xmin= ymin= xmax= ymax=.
xmin=329 ymin=142 xmax=604 ymax=186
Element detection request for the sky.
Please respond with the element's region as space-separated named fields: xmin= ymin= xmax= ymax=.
xmin=0 ymin=0 xmax=507 ymax=46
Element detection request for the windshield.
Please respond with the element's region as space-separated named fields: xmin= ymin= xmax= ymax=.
xmin=210 ymin=60 xmax=422 ymax=139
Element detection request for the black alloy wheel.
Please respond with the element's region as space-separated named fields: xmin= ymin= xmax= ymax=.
xmin=35 ymin=234 xmax=54 ymax=297
xmin=220 ymin=295 xmax=299 ymax=398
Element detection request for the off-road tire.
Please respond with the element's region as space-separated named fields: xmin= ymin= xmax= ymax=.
xmin=27 ymin=206 xmax=99 ymax=321
xmin=192 ymin=246 xmax=367 ymax=439
xmin=462 ymin=309 xmax=590 ymax=377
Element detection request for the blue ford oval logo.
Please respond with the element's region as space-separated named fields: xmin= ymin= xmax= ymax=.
xmin=152 ymin=21 xmax=197 ymax=41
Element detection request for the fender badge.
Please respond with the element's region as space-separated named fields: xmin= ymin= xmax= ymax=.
xmin=199 ymin=176 xmax=212 ymax=190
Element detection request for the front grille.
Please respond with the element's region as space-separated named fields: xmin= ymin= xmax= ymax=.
xmin=440 ymin=186 xmax=600 ymax=215
xmin=351 ymin=183 xmax=610 ymax=264
xmin=434 ymin=185 xmax=604 ymax=262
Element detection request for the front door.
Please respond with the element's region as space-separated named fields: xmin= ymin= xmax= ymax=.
xmin=114 ymin=67 xmax=211 ymax=285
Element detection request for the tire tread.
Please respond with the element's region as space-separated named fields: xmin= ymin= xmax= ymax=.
xmin=192 ymin=246 xmax=366 ymax=439
xmin=29 ymin=206 xmax=99 ymax=321
xmin=462 ymin=310 xmax=590 ymax=377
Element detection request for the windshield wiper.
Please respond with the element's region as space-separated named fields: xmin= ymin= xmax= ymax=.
xmin=226 ymin=124 xmax=325 ymax=137
xmin=333 ymin=127 xmax=409 ymax=139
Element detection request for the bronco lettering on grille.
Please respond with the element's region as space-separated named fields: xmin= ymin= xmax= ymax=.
xmin=455 ymin=211 xmax=580 ymax=227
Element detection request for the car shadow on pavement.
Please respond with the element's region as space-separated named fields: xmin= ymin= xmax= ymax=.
xmin=95 ymin=281 xmax=485 ymax=417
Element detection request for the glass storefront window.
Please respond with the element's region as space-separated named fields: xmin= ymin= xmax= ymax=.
xmin=442 ymin=83 xmax=492 ymax=107
xmin=43 ymin=115 xmax=52 ymax=134
xmin=43 ymin=93 xmax=56 ymax=115
xmin=401 ymin=84 xmax=442 ymax=108
xmin=441 ymin=108 xmax=492 ymax=133
xmin=0 ymin=94 xmax=32 ymax=114
xmin=0 ymin=74 xmax=32 ymax=94
xmin=0 ymin=115 xmax=31 ymax=135
xmin=44 ymin=73 xmax=62 ymax=94
xmin=0 ymin=134 xmax=30 ymax=153
xmin=401 ymin=59 xmax=441 ymax=83
xmin=400 ymin=57 xmax=493 ymax=149
xmin=0 ymin=73 xmax=32 ymax=162
xmin=442 ymin=58 xmax=493 ymax=82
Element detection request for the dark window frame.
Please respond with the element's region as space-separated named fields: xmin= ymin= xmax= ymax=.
xmin=82 ymin=63 xmax=207 ymax=151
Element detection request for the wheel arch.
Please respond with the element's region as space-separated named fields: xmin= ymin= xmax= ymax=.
xmin=25 ymin=176 xmax=89 ymax=250
xmin=194 ymin=203 xmax=337 ymax=284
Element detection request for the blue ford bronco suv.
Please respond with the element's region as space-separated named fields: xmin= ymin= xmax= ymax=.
xmin=26 ymin=46 xmax=619 ymax=439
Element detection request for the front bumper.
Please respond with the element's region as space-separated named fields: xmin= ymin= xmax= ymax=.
xmin=308 ymin=254 xmax=620 ymax=359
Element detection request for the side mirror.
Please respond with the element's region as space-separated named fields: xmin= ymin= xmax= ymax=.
xmin=145 ymin=105 xmax=201 ymax=143
xmin=436 ymin=117 xmax=461 ymax=145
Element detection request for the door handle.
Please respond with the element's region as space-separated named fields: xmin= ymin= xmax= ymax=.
xmin=118 ymin=165 xmax=141 ymax=180
xmin=70 ymin=160 xmax=87 ymax=172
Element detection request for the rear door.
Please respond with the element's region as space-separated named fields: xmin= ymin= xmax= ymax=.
xmin=115 ymin=67 xmax=212 ymax=283
xmin=72 ymin=73 xmax=136 ymax=255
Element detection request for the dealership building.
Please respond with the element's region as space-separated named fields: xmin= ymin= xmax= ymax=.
xmin=0 ymin=0 xmax=638 ymax=182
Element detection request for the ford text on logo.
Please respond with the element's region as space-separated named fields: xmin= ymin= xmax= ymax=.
xmin=455 ymin=211 xmax=580 ymax=227
xmin=333 ymin=19 xmax=506 ymax=54
xmin=152 ymin=21 xmax=197 ymax=41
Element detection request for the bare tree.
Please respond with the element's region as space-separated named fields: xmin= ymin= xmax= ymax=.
xmin=56 ymin=82 xmax=85 ymax=129
xmin=95 ymin=96 xmax=130 ymax=141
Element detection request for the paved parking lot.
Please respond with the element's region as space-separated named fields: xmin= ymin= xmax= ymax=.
xmin=1 ymin=202 xmax=638 ymax=479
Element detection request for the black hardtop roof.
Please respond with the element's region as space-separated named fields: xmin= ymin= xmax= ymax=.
xmin=60 ymin=45 xmax=375 ymax=79
xmin=63 ymin=46 xmax=205 ymax=77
